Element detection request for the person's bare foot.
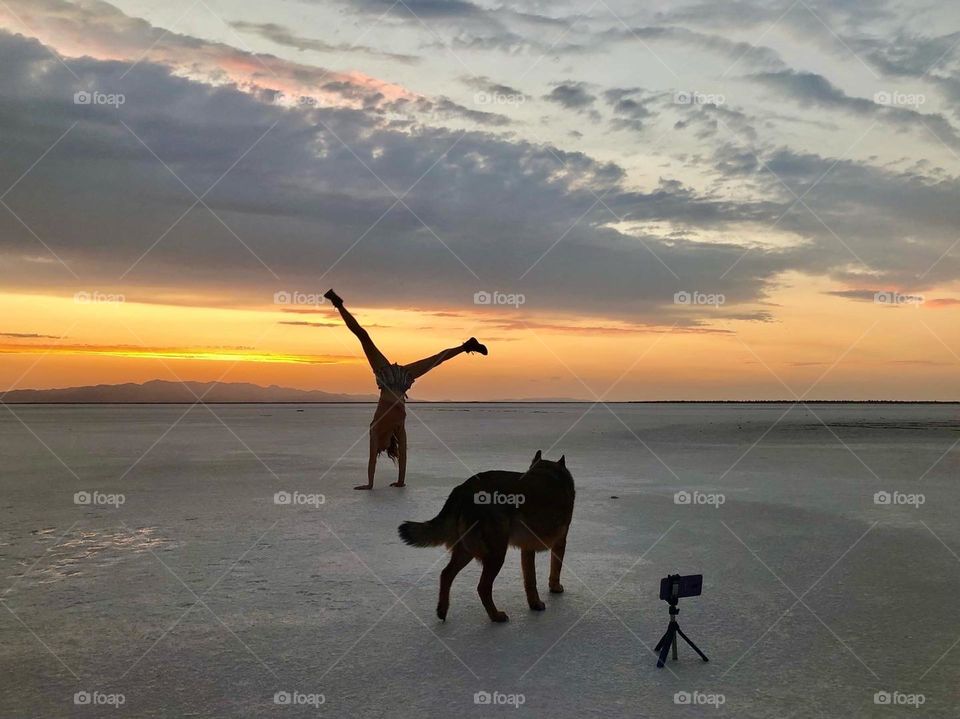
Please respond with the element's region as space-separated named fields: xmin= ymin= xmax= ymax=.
xmin=354 ymin=484 xmax=373 ymax=490
xmin=390 ymin=481 xmax=405 ymax=487
xmin=324 ymin=289 xmax=344 ymax=308
xmin=462 ymin=337 xmax=488 ymax=355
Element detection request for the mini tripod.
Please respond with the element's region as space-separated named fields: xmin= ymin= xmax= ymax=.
xmin=654 ymin=596 xmax=709 ymax=668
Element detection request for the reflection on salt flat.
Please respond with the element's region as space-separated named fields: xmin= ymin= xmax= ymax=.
xmin=10 ymin=527 xmax=173 ymax=585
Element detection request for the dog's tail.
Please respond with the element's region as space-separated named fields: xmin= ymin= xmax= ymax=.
xmin=397 ymin=519 xmax=447 ymax=547
xmin=398 ymin=485 xmax=469 ymax=548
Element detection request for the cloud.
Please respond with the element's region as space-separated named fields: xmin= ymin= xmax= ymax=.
xmin=280 ymin=320 xmax=390 ymax=328
xmin=408 ymin=96 xmax=513 ymax=126
xmin=3 ymin=0 xmax=960 ymax=335
xmin=0 ymin=331 xmax=63 ymax=339
xmin=544 ymin=82 xmax=597 ymax=110
xmin=0 ymin=28 xmax=797 ymax=326
xmin=600 ymin=24 xmax=785 ymax=71
xmin=544 ymin=82 xmax=602 ymax=122
xmin=279 ymin=320 xmax=340 ymax=327
xmin=460 ymin=75 xmax=528 ymax=99
xmin=342 ymin=0 xmax=489 ymax=20
xmin=852 ymin=29 xmax=960 ymax=78
xmin=476 ymin=317 xmax=734 ymax=335
xmin=885 ymin=359 xmax=951 ymax=366
xmin=229 ymin=21 xmax=421 ymax=64
xmin=335 ymin=0 xmax=582 ymax=55
xmin=824 ymin=289 xmax=927 ymax=305
xmin=748 ymin=69 xmax=960 ymax=149
xmin=824 ymin=289 xmax=882 ymax=302
xmin=338 ymin=0 xmax=570 ymax=29
xmin=654 ymin=1 xmax=784 ymax=28
xmin=697 ymin=137 xmax=960 ymax=289
xmin=603 ymin=88 xmax=656 ymax=132
xmin=657 ymin=0 xmax=897 ymax=43
xmin=0 ymin=342 xmax=354 ymax=364
xmin=0 ymin=0 xmax=413 ymax=108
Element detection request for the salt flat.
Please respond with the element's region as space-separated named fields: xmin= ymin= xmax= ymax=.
xmin=1 ymin=403 xmax=958 ymax=718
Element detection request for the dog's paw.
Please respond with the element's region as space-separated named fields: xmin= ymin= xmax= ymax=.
xmin=549 ymin=583 xmax=564 ymax=594
xmin=490 ymin=611 xmax=509 ymax=623
xmin=437 ymin=603 xmax=448 ymax=622
xmin=529 ymin=600 xmax=546 ymax=611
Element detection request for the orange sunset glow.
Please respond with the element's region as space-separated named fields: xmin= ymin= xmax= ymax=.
xmin=2 ymin=273 xmax=958 ymax=400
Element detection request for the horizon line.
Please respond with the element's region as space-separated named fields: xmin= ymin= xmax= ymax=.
xmin=2 ymin=400 xmax=958 ymax=405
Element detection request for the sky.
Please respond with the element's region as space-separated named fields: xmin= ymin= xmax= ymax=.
xmin=0 ymin=0 xmax=958 ymax=400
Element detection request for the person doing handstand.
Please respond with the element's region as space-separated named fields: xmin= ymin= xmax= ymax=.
xmin=324 ymin=289 xmax=488 ymax=489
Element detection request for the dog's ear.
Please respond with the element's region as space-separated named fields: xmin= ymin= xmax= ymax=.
xmin=532 ymin=449 xmax=542 ymax=464
xmin=559 ymin=455 xmax=566 ymax=468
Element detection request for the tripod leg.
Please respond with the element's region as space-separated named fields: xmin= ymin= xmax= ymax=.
xmin=675 ymin=624 xmax=709 ymax=662
xmin=656 ymin=626 xmax=675 ymax=668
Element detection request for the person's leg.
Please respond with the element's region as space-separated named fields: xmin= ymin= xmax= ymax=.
xmin=403 ymin=338 xmax=487 ymax=380
xmin=328 ymin=293 xmax=390 ymax=372
xmin=355 ymin=434 xmax=377 ymax=490
xmin=390 ymin=424 xmax=407 ymax=487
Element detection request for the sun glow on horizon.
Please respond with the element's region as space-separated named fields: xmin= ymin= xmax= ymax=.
xmin=1 ymin=279 xmax=958 ymax=400
xmin=0 ymin=343 xmax=352 ymax=365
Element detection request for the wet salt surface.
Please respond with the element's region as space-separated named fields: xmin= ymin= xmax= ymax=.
xmin=1 ymin=402 xmax=958 ymax=717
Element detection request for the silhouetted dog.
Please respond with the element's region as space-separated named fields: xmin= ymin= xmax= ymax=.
xmin=398 ymin=451 xmax=575 ymax=622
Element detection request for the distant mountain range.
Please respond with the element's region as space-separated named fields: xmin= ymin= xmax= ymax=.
xmin=1 ymin=380 xmax=379 ymax=403
xmin=4 ymin=381 xmax=952 ymax=403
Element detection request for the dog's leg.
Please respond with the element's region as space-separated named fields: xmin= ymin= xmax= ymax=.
xmin=521 ymin=549 xmax=545 ymax=610
xmin=549 ymin=528 xmax=568 ymax=594
xmin=477 ymin=542 xmax=509 ymax=622
xmin=437 ymin=546 xmax=472 ymax=621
